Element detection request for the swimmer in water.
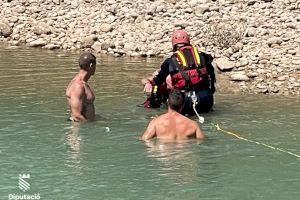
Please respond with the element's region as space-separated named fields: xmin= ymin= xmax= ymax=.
xmin=66 ymin=52 xmax=96 ymax=122
xmin=141 ymin=89 xmax=205 ymax=141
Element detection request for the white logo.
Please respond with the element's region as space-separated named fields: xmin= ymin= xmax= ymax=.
xmin=18 ymin=174 xmax=30 ymax=192
xmin=8 ymin=174 xmax=41 ymax=200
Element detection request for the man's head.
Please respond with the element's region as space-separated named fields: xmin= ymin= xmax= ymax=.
xmin=168 ymin=89 xmax=185 ymax=112
xmin=171 ymin=29 xmax=190 ymax=51
xmin=79 ymin=52 xmax=96 ymax=74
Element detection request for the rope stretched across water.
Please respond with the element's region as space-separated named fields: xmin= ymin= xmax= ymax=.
xmin=189 ymin=96 xmax=299 ymax=158
xmin=213 ymin=123 xmax=300 ymax=158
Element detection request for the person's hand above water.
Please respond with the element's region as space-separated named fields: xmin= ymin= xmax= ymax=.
xmin=144 ymin=82 xmax=153 ymax=96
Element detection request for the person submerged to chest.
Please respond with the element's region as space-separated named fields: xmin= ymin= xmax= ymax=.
xmin=66 ymin=52 xmax=97 ymax=122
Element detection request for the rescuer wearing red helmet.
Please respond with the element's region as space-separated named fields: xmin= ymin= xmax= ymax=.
xmin=171 ymin=29 xmax=190 ymax=51
xmin=149 ymin=29 xmax=216 ymax=115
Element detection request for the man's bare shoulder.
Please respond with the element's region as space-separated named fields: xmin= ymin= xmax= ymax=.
xmin=180 ymin=114 xmax=200 ymax=127
xmin=177 ymin=113 xmax=195 ymax=122
xmin=190 ymin=116 xmax=201 ymax=125
xmin=151 ymin=113 xmax=168 ymax=121
xmin=67 ymin=80 xmax=84 ymax=96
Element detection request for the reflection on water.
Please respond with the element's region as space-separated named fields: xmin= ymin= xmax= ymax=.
xmin=144 ymin=139 xmax=205 ymax=185
xmin=65 ymin=123 xmax=82 ymax=171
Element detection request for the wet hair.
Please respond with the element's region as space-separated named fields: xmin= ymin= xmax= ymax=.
xmin=79 ymin=52 xmax=96 ymax=69
xmin=168 ymin=89 xmax=184 ymax=112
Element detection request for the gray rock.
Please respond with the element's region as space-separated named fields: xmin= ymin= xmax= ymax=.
xmin=215 ymin=57 xmax=235 ymax=71
xmin=277 ymin=76 xmax=286 ymax=81
xmin=256 ymin=83 xmax=268 ymax=89
xmin=28 ymin=6 xmax=41 ymax=14
xmin=146 ymin=50 xmax=156 ymax=57
xmin=267 ymin=37 xmax=283 ymax=46
xmin=246 ymin=27 xmax=256 ymax=37
xmin=174 ymin=21 xmax=188 ymax=28
xmin=247 ymin=72 xmax=258 ymax=78
xmin=9 ymin=16 xmax=19 ymax=23
xmin=270 ymin=87 xmax=279 ymax=93
xmin=230 ymin=73 xmax=250 ymax=81
xmin=189 ymin=0 xmax=200 ymax=7
xmin=287 ymin=49 xmax=296 ymax=55
xmin=292 ymin=59 xmax=300 ymax=65
xmin=100 ymin=42 xmax=111 ymax=51
xmin=0 ymin=22 xmax=12 ymax=37
xmin=247 ymin=0 xmax=257 ymax=6
xmin=33 ymin=22 xmax=52 ymax=35
xmin=16 ymin=6 xmax=26 ymax=14
xmin=70 ymin=0 xmax=79 ymax=9
xmin=194 ymin=5 xmax=210 ymax=15
xmin=148 ymin=4 xmax=157 ymax=15
xmin=44 ymin=44 xmax=60 ymax=49
xmin=53 ymin=0 xmax=60 ymax=5
xmin=91 ymin=41 xmax=102 ymax=53
xmin=99 ymin=23 xmax=113 ymax=33
xmin=129 ymin=52 xmax=140 ymax=57
xmin=81 ymin=35 xmax=97 ymax=48
xmin=257 ymin=68 xmax=266 ymax=74
xmin=28 ymin=38 xmax=47 ymax=47
xmin=210 ymin=6 xmax=220 ymax=12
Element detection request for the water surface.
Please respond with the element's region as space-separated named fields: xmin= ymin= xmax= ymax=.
xmin=0 ymin=46 xmax=299 ymax=200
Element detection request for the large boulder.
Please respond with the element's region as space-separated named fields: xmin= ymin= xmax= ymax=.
xmin=230 ymin=73 xmax=250 ymax=81
xmin=91 ymin=41 xmax=102 ymax=53
xmin=81 ymin=35 xmax=98 ymax=48
xmin=0 ymin=21 xmax=12 ymax=37
xmin=32 ymin=22 xmax=52 ymax=35
xmin=214 ymin=57 xmax=235 ymax=71
xmin=28 ymin=38 xmax=48 ymax=47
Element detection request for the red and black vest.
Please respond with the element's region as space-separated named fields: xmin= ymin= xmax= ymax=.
xmin=170 ymin=45 xmax=209 ymax=90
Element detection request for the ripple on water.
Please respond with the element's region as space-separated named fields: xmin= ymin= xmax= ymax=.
xmin=0 ymin=47 xmax=300 ymax=200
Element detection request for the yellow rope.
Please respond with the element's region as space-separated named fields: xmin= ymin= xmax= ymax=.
xmin=213 ymin=123 xmax=300 ymax=158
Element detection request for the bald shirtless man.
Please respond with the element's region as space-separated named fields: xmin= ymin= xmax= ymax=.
xmin=141 ymin=89 xmax=205 ymax=140
xmin=66 ymin=52 xmax=96 ymax=122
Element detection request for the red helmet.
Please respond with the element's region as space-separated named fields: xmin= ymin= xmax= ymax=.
xmin=171 ymin=29 xmax=190 ymax=46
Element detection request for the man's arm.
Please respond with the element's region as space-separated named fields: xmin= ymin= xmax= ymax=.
xmin=201 ymin=52 xmax=216 ymax=93
xmin=153 ymin=58 xmax=172 ymax=86
xmin=69 ymin=84 xmax=87 ymax=122
xmin=141 ymin=119 xmax=157 ymax=141
xmin=195 ymin=122 xmax=205 ymax=140
xmin=141 ymin=76 xmax=153 ymax=85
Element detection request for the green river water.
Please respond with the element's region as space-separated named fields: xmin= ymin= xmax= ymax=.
xmin=0 ymin=46 xmax=299 ymax=200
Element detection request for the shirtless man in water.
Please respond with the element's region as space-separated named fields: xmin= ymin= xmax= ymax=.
xmin=141 ymin=89 xmax=205 ymax=140
xmin=66 ymin=52 xmax=96 ymax=122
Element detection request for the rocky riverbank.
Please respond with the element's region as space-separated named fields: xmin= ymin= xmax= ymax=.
xmin=0 ymin=0 xmax=299 ymax=95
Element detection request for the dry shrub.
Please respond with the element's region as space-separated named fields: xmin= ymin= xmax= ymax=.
xmin=203 ymin=22 xmax=245 ymax=49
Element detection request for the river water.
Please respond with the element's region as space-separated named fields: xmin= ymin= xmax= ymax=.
xmin=0 ymin=46 xmax=299 ymax=200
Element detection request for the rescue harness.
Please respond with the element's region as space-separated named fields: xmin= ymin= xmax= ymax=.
xmin=170 ymin=45 xmax=209 ymax=90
